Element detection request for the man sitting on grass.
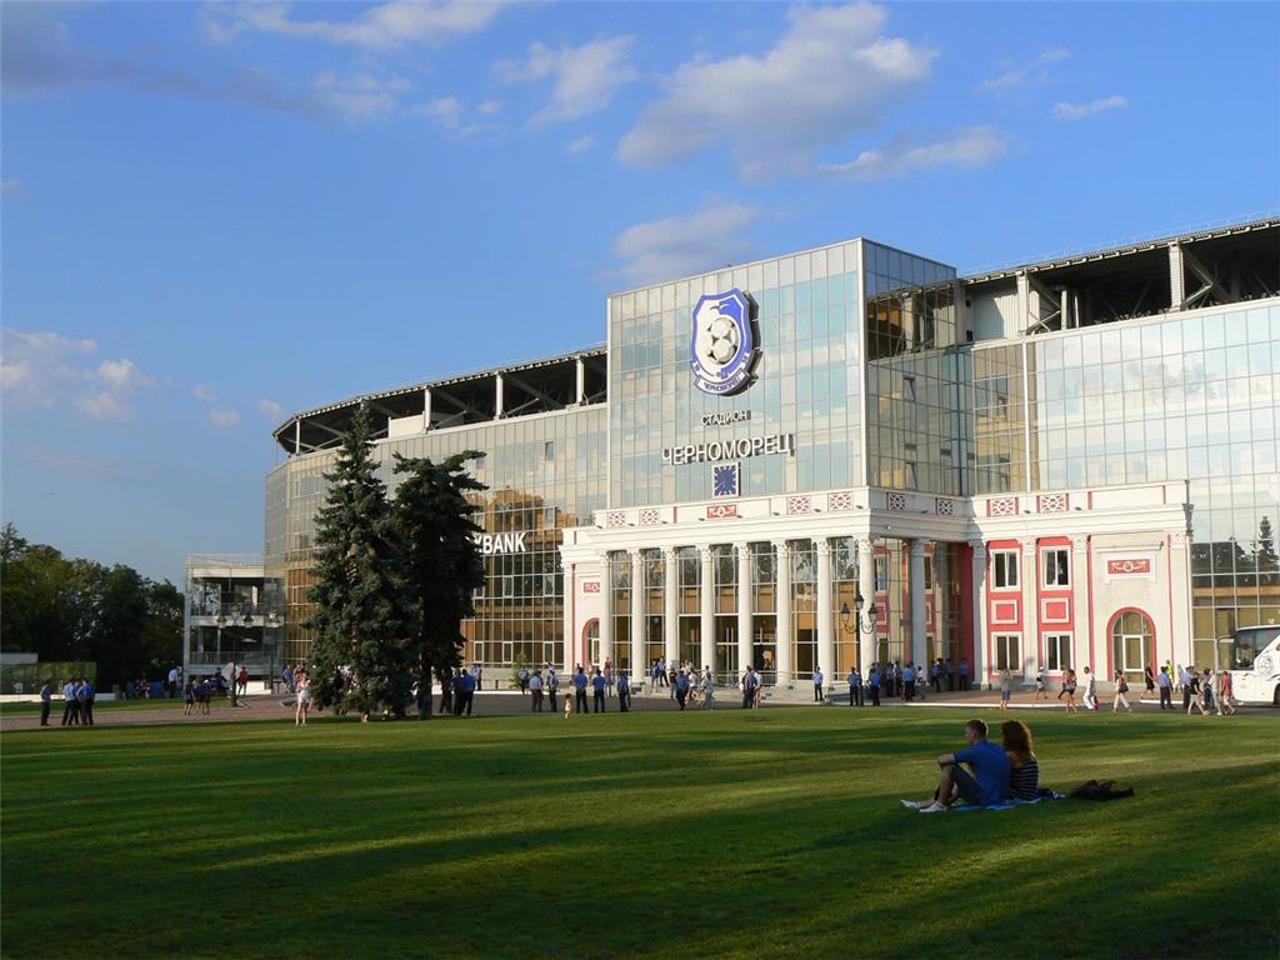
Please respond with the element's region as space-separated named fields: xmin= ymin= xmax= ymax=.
xmin=900 ymin=718 xmax=1011 ymax=814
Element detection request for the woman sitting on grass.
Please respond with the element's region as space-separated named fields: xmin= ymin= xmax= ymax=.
xmin=1001 ymin=719 xmax=1040 ymax=801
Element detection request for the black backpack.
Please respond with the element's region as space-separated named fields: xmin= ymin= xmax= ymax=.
xmin=1069 ymin=779 xmax=1135 ymax=801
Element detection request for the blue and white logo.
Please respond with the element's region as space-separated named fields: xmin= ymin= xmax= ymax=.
xmin=712 ymin=462 xmax=740 ymax=499
xmin=690 ymin=289 xmax=757 ymax=396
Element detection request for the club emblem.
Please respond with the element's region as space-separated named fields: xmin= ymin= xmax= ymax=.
xmin=690 ymin=289 xmax=757 ymax=395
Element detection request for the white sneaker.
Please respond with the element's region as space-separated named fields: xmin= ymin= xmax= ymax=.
xmin=918 ymin=802 xmax=948 ymax=814
xmin=900 ymin=799 xmax=926 ymax=810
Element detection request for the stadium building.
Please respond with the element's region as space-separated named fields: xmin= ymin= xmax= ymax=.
xmin=264 ymin=216 xmax=1279 ymax=689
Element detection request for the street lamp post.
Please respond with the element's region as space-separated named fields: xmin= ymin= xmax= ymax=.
xmin=216 ymin=605 xmax=254 ymax=708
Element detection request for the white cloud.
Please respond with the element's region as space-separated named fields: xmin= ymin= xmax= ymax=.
xmin=76 ymin=391 xmax=132 ymax=421
xmin=821 ymin=126 xmax=1011 ymax=181
xmin=981 ymin=48 xmax=1070 ymax=93
xmin=618 ymin=4 xmax=934 ymax=180
xmin=204 ymin=1 xmax=504 ymax=50
xmin=257 ymin=398 xmax=288 ymax=421
xmin=418 ymin=96 xmax=464 ymax=129
xmin=98 ymin=358 xmax=153 ymax=391
xmin=0 ymin=329 xmax=154 ymax=420
xmin=0 ymin=330 xmax=96 ymax=408
xmin=1053 ymin=95 xmax=1128 ymax=120
xmin=611 ymin=200 xmax=761 ymax=288
xmin=311 ymin=72 xmax=408 ymax=121
xmin=477 ymin=99 xmax=502 ymax=115
xmin=566 ymin=133 xmax=595 ymax=154
xmin=209 ymin=408 xmax=241 ymax=428
xmin=193 ymin=384 xmax=218 ymax=402
xmin=499 ymin=37 xmax=637 ymax=126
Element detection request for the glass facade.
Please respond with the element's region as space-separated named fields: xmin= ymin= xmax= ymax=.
xmin=263 ymin=223 xmax=1277 ymax=677
xmin=610 ymin=242 xmax=865 ymax=506
xmin=266 ymin=406 xmax=607 ymax=669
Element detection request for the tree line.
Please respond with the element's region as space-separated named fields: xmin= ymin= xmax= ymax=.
xmin=0 ymin=523 xmax=183 ymax=687
xmin=306 ymin=403 xmax=486 ymax=720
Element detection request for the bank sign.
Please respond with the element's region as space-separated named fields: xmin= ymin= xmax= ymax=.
xmin=690 ymin=289 xmax=757 ymax=396
xmin=473 ymin=532 xmax=528 ymax=555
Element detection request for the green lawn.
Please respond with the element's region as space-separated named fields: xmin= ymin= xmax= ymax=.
xmin=2 ymin=709 xmax=1276 ymax=960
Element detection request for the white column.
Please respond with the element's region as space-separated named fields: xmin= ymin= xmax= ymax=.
xmin=736 ymin=542 xmax=753 ymax=679
xmin=1071 ymin=535 xmax=1091 ymax=671
xmin=562 ymin=561 xmax=575 ymax=674
xmin=1169 ymin=243 xmax=1186 ymax=310
xmin=1023 ymin=538 xmax=1039 ymax=678
xmin=816 ymin=538 xmax=834 ymax=683
xmin=857 ymin=537 xmax=876 ymax=673
xmin=575 ymin=357 xmax=586 ymax=404
xmin=909 ymin=539 xmax=928 ymax=671
xmin=970 ymin=540 xmax=988 ymax=689
xmin=1169 ymin=532 xmax=1192 ymax=668
xmin=293 ymin=420 xmax=301 ymax=455
xmin=422 ymin=387 xmax=432 ymax=432
xmin=494 ymin=374 xmax=505 ymax=419
xmin=663 ymin=547 xmax=679 ymax=670
xmin=630 ymin=551 xmax=645 ymax=682
xmin=699 ymin=546 xmax=716 ymax=673
xmin=599 ymin=553 xmax=614 ymax=669
xmin=774 ymin=540 xmax=792 ymax=686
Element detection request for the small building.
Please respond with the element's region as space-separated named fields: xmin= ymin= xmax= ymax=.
xmin=183 ymin=554 xmax=283 ymax=688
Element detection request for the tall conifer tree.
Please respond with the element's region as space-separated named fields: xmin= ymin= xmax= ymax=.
xmin=393 ymin=451 xmax=486 ymax=718
xmin=307 ymin=404 xmax=414 ymax=717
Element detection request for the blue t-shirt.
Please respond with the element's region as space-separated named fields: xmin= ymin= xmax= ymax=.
xmin=954 ymin=739 xmax=1011 ymax=805
xmin=592 ymin=675 xmax=605 ymax=692
xmin=462 ymin=674 xmax=476 ymax=693
xmin=573 ymin=673 xmax=587 ymax=690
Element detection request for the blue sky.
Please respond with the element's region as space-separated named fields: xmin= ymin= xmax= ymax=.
xmin=3 ymin=1 xmax=1278 ymax=583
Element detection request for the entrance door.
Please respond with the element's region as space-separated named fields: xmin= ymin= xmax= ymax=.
xmin=1110 ymin=610 xmax=1152 ymax=682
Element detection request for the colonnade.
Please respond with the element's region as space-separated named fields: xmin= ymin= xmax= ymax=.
xmin=592 ymin=537 xmax=941 ymax=685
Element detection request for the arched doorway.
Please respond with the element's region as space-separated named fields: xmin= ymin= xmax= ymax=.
xmin=1109 ymin=608 xmax=1155 ymax=682
xmin=581 ymin=618 xmax=599 ymax=669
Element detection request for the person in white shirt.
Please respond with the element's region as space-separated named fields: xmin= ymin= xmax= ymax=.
xmin=813 ymin=667 xmax=825 ymax=702
xmin=1081 ymin=667 xmax=1098 ymax=711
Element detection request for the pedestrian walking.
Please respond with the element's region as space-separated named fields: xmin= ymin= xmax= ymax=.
xmin=999 ymin=669 xmax=1012 ymax=711
xmin=1081 ymin=666 xmax=1098 ymax=711
xmin=1112 ymin=670 xmax=1132 ymax=713
xmin=38 ymin=678 xmax=52 ymax=726
xmin=547 ymin=668 xmax=559 ymax=712
xmin=1062 ymin=668 xmax=1078 ymax=713
xmin=1156 ymin=664 xmax=1174 ymax=710
xmin=1179 ymin=664 xmax=1195 ymax=711
xmin=518 ymin=667 xmax=530 ymax=695
xmin=1033 ymin=668 xmax=1048 ymax=701
xmin=1142 ymin=664 xmax=1157 ymax=702
xmin=674 ymin=670 xmax=690 ymax=709
xmin=700 ymin=666 xmax=714 ymax=709
xmin=1201 ymin=668 xmax=1216 ymax=714
xmin=1217 ymin=670 xmax=1236 ymax=715
xmin=930 ymin=659 xmax=943 ymax=694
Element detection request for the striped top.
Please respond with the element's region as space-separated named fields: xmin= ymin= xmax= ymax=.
xmin=1010 ymin=759 xmax=1040 ymax=801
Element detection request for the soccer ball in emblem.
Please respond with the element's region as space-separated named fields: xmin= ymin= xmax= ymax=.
xmin=705 ymin=310 xmax=739 ymax=365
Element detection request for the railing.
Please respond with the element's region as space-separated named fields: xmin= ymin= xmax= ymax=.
xmin=188 ymin=601 xmax=278 ymax=620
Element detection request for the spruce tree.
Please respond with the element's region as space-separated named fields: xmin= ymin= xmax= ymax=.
xmin=393 ymin=451 xmax=486 ymax=718
xmin=306 ymin=403 xmax=415 ymax=718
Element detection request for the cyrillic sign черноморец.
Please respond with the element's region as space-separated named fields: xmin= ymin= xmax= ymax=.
xmin=661 ymin=434 xmax=795 ymax=466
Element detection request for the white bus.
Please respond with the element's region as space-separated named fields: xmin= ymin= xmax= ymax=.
xmin=1225 ymin=626 xmax=1280 ymax=706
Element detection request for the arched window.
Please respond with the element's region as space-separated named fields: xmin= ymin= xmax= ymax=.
xmin=1111 ymin=609 xmax=1153 ymax=680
